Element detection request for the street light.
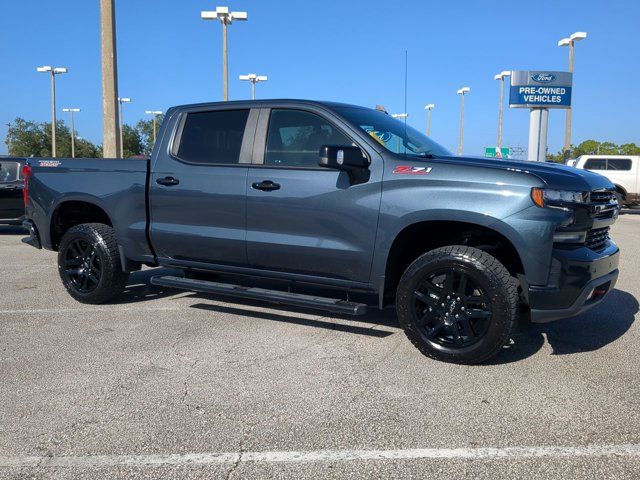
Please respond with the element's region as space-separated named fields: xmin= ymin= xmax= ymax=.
xmin=36 ymin=65 xmax=68 ymax=158
xmin=239 ymin=73 xmax=267 ymax=100
xmin=118 ymin=97 xmax=131 ymax=157
xmin=144 ymin=110 xmax=163 ymax=143
xmin=456 ymin=87 xmax=470 ymax=155
xmin=62 ymin=108 xmax=81 ymax=158
xmin=494 ymin=70 xmax=510 ymax=149
xmin=424 ymin=104 xmax=435 ymax=136
xmin=558 ymin=31 xmax=587 ymax=157
xmin=201 ymin=6 xmax=248 ymax=101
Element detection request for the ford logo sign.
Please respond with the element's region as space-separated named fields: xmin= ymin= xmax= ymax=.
xmin=531 ymin=73 xmax=556 ymax=83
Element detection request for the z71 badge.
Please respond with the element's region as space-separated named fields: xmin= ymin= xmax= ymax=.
xmin=393 ymin=166 xmax=433 ymax=175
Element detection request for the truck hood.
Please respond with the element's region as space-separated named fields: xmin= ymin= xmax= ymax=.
xmin=440 ymin=155 xmax=614 ymax=191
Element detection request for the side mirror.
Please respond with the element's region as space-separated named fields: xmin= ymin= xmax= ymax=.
xmin=318 ymin=145 xmax=369 ymax=171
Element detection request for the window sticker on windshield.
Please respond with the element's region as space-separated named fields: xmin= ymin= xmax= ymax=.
xmin=393 ymin=166 xmax=432 ymax=175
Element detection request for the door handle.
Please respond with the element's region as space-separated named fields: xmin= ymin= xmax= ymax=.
xmin=252 ymin=180 xmax=280 ymax=192
xmin=156 ymin=176 xmax=180 ymax=186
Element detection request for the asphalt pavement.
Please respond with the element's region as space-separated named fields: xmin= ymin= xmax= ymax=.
xmin=1 ymin=214 xmax=639 ymax=479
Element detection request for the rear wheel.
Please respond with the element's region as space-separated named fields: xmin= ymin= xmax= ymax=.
xmin=396 ymin=245 xmax=518 ymax=364
xmin=58 ymin=223 xmax=129 ymax=304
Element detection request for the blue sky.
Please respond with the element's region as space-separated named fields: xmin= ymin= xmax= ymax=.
xmin=1 ymin=0 xmax=638 ymax=157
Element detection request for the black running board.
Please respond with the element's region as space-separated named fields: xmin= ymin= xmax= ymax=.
xmin=150 ymin=275 xmax=368 ymax=316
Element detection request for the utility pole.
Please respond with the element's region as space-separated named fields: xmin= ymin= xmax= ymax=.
xmin=201 ymin=7 xmax=248 ymax=101
xmin=145 ymin=110 xmax=163 ymax=143
xmin=36 ymin=66 xmax=67 ymax=158
xmin=494 ymin=71 xmax=510 ymax=149
xmin=63 ymin=108 xmax=81 ymax=158
xmin=457 ymin=87 xmax=470 ymax=155
xmin=558 ymin=31 xmax=587 ymax=158
xmin=118 ymin=97 xmax=131 ymax=157
xmin=100 ymin=0 xmax=121 ymax=158
xmin=424 ymin=104 xmax=434 ymax=136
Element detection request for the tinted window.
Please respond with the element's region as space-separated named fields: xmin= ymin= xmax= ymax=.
xmin=584 ymin=159 xmax=606 ymax=170
xmin=176 ymin=110 xmax=249 ymax=165
xmin=606 ymin=158 xmax=632 ymax=171
xmin=0 ymin=162 xmax=19 ymax=182
xmin=264 ymin=109 xmax=353 ymax=167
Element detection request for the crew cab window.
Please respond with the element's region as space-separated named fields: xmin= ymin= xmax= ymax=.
xmin=584 ymin=158 xmax=632 ymax=171
xmin=606 ymin=158 xmax=632 ymax=170
xmin=0 ymin=162 xmax=19 ymax=182
xmin=584 ymin=159 xmax=606 ymax=170
xmin=264 ymin=109 xmax=353 ymax=167
xmin=175 ymin=109 xmax=249 ymax=165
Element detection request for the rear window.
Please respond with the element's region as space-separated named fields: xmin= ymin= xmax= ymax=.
xmin=606 ymin=158 xmax=632 ymax=170
xmin=0 ymin=162 xmax=19 ymax=182
xmin=175 ymin=109 xmax=249 ymax=165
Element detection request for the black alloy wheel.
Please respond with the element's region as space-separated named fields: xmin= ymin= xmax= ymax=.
xmin=413 ymin=268 xmax=492 ymax=348
xmin=62 ymin=238 xmax=102 ymax=293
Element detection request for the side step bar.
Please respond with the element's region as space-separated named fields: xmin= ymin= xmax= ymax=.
xmin=150 ymin=275 xmax=368 ymax=316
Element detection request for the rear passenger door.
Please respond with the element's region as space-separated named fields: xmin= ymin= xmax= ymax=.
xmin=150 ymin=107 xmax=257 ymax=267
xmin=245 ymin=107 xmax=382 ymax=284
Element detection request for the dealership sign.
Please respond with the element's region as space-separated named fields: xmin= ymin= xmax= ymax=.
xmin=509 ymin=71 xmax=572 ymax=109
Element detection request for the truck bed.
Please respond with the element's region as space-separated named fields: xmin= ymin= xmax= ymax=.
xmin=26 ymin=157 xmax=153 ymax=263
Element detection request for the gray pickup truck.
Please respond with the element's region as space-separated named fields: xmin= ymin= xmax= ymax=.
xmin=22 ymin=100 xmax=620 ymax=363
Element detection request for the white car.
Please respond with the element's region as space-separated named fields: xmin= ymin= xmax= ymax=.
xmin=574 ymin=155 xmax=639 ymax=206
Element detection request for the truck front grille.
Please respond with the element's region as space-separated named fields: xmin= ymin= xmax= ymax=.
xmin=585 ymin=227 xmax=610 ymax=251
xmin=589 ymin=189 xmax=615 ymax=204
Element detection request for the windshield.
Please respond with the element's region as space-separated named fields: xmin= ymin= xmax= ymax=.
xmin=334 ymin=106 xmax=451 ymax=157
xmin=0 ymin=162 xmax=19 ymax=182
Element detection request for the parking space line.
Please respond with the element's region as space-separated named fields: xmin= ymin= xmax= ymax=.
xmin=1 ymin=444 xmax=640 ymax=468
xmin=0 ymin=307 xmax=181 ymax=315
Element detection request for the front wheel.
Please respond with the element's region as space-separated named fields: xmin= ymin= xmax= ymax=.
xmin=58 ymin=223 xmax=129 ymax=304
xmin=396 ymin=246 xmax=518 ymax=364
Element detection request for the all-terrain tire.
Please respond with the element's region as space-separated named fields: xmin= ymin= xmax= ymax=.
xmin=396 ymin=245 xmax=518 ymax=364
xmin=57 ymin=223 xmax=129 ymax=304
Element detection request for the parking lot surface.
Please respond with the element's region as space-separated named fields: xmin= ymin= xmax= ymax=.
xmin=1 ymin=213 xmax=640 ymax=479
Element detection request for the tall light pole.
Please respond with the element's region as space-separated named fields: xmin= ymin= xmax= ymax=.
xmin=457 ymin=87 xmax=470 ymax=155
xmin=36 ymin=66 xmax=68 ymax=158
xmin=145 ymin=110 xmax=163 ymax=143
xmin=494 ymin=71 xmax=510 ymax=149
xmin=62 ymin=108 xmax=81 ymax=158
xmin=558 ymin=31 xmax=587 ymax=158
xmin=239 ymin=73 xmax=267 ymax=100
xmin=424 ymin=104 xmax=434 ymax=136
xmin=118 ymin=97 xmax=131 ymax=157
xmin=100 ymin=0 xmax=120 ymax=158
xmin=201 ymin=6 xmax=248 ymax=101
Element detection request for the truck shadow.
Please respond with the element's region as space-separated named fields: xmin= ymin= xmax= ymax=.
xmin=489 ymin=288 xmax=638 ymax=365
xmin=0 ymin=225 xmax=26 ymax=235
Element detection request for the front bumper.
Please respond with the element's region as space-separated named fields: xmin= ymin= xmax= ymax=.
xmin=526 ymin=240 xmax=619 ymax=323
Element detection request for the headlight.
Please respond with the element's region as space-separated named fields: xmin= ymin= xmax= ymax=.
xmin=531 ymin=188 xmax=587 ymax=208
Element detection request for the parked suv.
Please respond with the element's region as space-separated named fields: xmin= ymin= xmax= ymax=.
xmin=22 ymin=100 xmax=620 ymax=363
xmin=574 ymin=155 xmax=639 ymax=207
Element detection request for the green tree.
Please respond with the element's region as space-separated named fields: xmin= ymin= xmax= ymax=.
xmin=122 ymin=124 xmax=143 ymax=158
xmin=619 ymin=143 xmax=640 ymax=155
xmin=135 ymin=114 xmax=164 ymax=156
xmin=5 ymin=117 xmax=101 ymax=158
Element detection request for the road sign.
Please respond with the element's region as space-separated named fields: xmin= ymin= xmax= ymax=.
xmin=485 ymin=147 xmax=510 ymax=159
xmin=509 ymin=71 xmax=572 ymax=109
